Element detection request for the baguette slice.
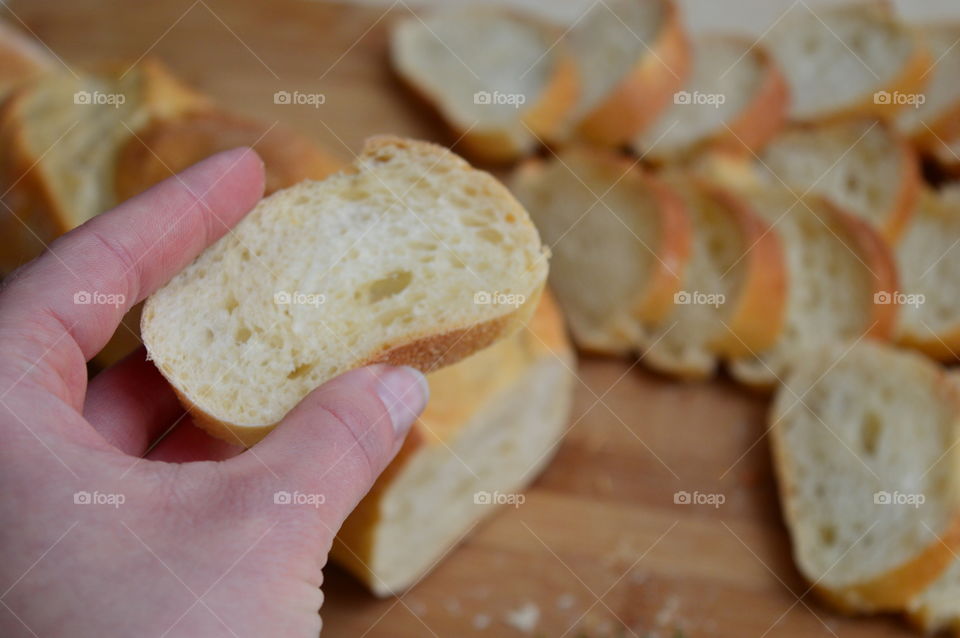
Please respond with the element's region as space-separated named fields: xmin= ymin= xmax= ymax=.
xmin=724 ymin=186 xmax=897 ymax=389
xmin=142 ymin=137 xmax=549 ymax=440
xmin=114 ymin=110 xmax=343 ymax=200
xmin=634 ymin=36 xmax=788 ymax=162
xmin=771 ymin=342 xmax=960 ymax=612
xmin=763 ymin=2 xmax=930 ymax=122
xmin=897 ymin=24 xmax=960 ymax=154
xmin=758 ymin=118 xmax=921 ymax=242
xmin=510 ymin=148 xmax=691 ymax=354
xmin=0 ymin=59 xmax=207 ymax=273
xmin=639 ymin=176 xmax=786 ymax=378
xmin=909 ymin=550 xmax=960 ymax=634
xmin=895 ymin=187 xmax=960 ymax=361
xmin=390 ymin=7 xmax=577 ymax=164
xmin=567 ymin=0 xmax=689 ymax=146
xmin=333 ymin=291 xmax=574 ymax=596
xmin=0 ymin=19 xmax=55 ymax=97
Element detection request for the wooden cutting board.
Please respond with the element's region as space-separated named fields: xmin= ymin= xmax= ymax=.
xmin=3 ymin=1 xmax=920 ymax=635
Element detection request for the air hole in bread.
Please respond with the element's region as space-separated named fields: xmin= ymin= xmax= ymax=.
xmin=368 ymin=270 xmax=413 ymax=303
xmin=478 ymin=228 xmax=503 ymax=244
xmin=860 ymin=411 xmax=882 ymax=455
xmin=820 ymin=524 xmax=837 ymax=546
xmin=235 ymin=326 xmax=252 ymax=344
xmin=287 ymin=362 xmax=315 ymax=379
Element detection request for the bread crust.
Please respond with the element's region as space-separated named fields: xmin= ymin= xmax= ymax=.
xmin=699 ymin=181 xmax=788 ymax=358
xmin=0 ymin=20 xmax=54 ymax=94
xmin=575 ymin=0 xmax=689 ymax=147
xmin=769 ymin=346 xmax=960 ymax=612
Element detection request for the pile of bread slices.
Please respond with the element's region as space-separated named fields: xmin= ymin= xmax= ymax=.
xmin=392 ymin=0 xmax=960 ymax=631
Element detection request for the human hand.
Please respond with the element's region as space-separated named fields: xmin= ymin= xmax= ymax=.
xmin=0 ymin=148 xmax=428 ymax=637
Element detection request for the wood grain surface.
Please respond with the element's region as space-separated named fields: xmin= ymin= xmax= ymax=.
xmin=1 ymin=1 xmax=922 ymax=635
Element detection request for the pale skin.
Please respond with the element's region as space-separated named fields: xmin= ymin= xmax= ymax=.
xmin=0 ymin=148 xmax=428 ymax=637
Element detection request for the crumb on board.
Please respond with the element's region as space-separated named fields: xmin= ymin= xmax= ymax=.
xmin=556 ymin=593 xmax=576 ymax=610
xmin=505 ymin=601 xmax=540 ymax=633
xmin=473 ymin=613 xmax=491 ymax=630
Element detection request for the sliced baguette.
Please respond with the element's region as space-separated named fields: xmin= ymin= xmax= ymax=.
xmin=566 ymin=0 xmax=689 ymax=146
xmin=390 ymin=7 xmax=577 ymax=164
xmin=114 ymin=109 xmax=343 ymax=200
xmin=895 ymin=187 xmax=960 ymax=361
xmin=639 ymin=176 xmax=786 ymax=378
xmin=723 ymin=186 xmax=897 ymax=389
xmin=0 ymin=59 xmax=207 ymax=273
xmin=510 ymin=147 xmax=691 ymax=355
xmin=634 ymin=36 xmax=788 ymax=162
xmin=758 ymin=118 xmax=921 ymax=242
xmin=142 ymin=137 xmax=548 ymax=440
xmin=764 ymin=2 xmax=930 ymax=122
xmin=771 ymin=342 xmax=960 ymax=612
xmin=333 ymin=290 xmax=574 ymax=596
xmin=897 ymin=24 xmax=960 ymax=154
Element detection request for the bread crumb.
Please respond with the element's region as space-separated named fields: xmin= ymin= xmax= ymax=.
xmin=472 ymin=613 xmax=491 ymax=630
xmin=505 ymin=601 xmax=540 ymax=633
xmin=655 ymin=595 xmax=680 ymax=627
xmin=407 ymin=599 xmax=427 ymax=617
xmin=444 ymin=598 xmax=461 ymax=616
xmin=556 ymin=593 xmax=575 ymax=610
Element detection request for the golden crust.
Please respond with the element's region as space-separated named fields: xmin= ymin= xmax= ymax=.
xmin=637 ymin=171 xmax=692 ymax=324
xmin=0 ymin=20 xmax=53 ymax=96
xmin=574 ymin=0 xmax=690 ymax=146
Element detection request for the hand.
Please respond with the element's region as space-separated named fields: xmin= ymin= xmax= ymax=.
xmin=0 ymin=149 xmax=428 ymax=637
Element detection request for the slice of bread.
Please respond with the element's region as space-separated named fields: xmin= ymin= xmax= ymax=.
xmin=758 ymin=118 xmax=921 ymax=242
xmin=566 ymin=0 xmax=689 ymax=146
xmin=0 ymin=19 xmax=55 ymax=97
xmin=764 ymin=2 xmax=929 ymax=122
xmin=897 ymin=24 xmax=960 ymax=154
xmin=723 ymin=186 xmax=897 ymax=389
xmin=142 ymin=137 xmax=549 ymax=439
xmin=0 ymin=59 xmax=207 ymax=273
xmin=510 ymin=147 xmax=691 ymax=354
xmin=114 ymin=109 xmax=343 ymax=201
xmin=333 ymin=291 xmax=574 ymax=596
xmin=895 ymin=187 xmax=960 ymax=361
xmin=639 ymin=176 xmax=787 ymax=378
xmin=390 ymin=7 xmax=577 ymax=164
xmin=634 ymin=36 xmax=788 ymax=162
xmin=771 ymin=342 xmax=960 ymax=612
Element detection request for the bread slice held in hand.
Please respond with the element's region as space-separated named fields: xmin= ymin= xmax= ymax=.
xmin=763 ymin=2 xmax=929 ymax=122
xmin=333 ymin=291 xmax=575 ymax=596
xmin=771 ymin=342 xmax=960 ymax=612
xmin=511 ymin=147 xmax=691 ymax=355
xmin=142 ymin=137 xmax=548 ymax=444
xmin=390 ymin=7 xmax=577 ymax=164
xmin=758 ymin=118 xmax=921 ymax=242
xmin=639 ymin=176 xmax=786 ymax=379
xmin=566 ymin=0 xmax=689 ymax=146
xmin=721 ymin=185 xmax=897 ymax=389
xmin=634 ymin=36 xmax=788 ymax=162
xmin=895 ymin=187 xmax=960 ymax=361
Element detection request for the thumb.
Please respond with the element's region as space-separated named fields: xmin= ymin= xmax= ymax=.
xmin=237 ymin=364 xmax=429 ymax=528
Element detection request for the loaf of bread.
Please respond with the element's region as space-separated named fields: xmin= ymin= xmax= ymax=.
xmin=566 ymin=0 xmax=689 ymax=146
xmin=639 ymin=175 xmax=787 ymax=378
xmin=634 ymin=35 xmax=788 ymax=161
xmin=333 ymin=291 xmax=574 ymax=595
xmin=390 ymin=7 xmax=577 ymax=164
xmin=771 ymin=342 xmax=960 ymax=612
xmin=511 ymin=147 xmax=690 ymax=354
xmin=763 ymin=1 xmax=929 ymax=122
xmin=142 ymin=136 xmax=549 ymax=444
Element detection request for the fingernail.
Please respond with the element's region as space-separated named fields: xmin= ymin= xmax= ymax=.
xmin=374 ymin=366 xmax=429 ymax=438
